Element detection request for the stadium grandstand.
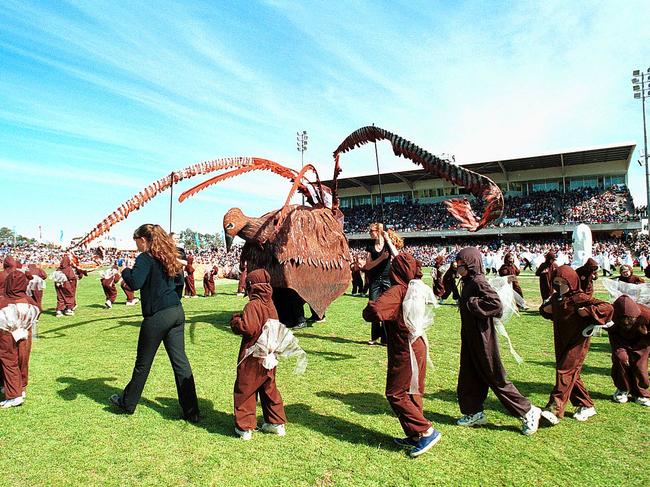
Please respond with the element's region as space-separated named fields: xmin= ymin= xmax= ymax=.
xmin=327 ymin=142 xmax=642 ymax=243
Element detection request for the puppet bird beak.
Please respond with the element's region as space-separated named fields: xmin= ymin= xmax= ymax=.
xmin=225 ymin=233 xmax=234 ymax=253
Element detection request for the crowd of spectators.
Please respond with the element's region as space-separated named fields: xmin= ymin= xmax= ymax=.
xmin=342 ymin=186 xmax=639 ymax=233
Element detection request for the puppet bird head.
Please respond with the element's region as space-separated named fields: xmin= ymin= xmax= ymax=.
xmin=223 ymin=208 xmax=248 ymax=252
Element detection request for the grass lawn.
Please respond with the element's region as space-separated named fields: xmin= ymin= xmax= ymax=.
xmin=1 ymin=269 xmax=648 ymax=486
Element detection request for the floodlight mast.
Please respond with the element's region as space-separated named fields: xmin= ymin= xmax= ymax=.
xmin=296 ymin=130 xmax=308 ymax=205
xmin=632 ymin=68 xmax=650 ymax=222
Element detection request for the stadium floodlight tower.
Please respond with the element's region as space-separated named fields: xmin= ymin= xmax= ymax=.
xmin=632 ymin=68 xmax=650 ymax=221
xmin=296 ymin=130 xmax=308 ymax=204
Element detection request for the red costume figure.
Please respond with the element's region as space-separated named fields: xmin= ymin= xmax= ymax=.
xmin=350 ymin=256 xmax=364 ymax=295
xmin=431 ymin=256 xmax=446 ymax=299
xmin=54 ymin=255 xmax=77 ymax=317
xmin=362 ymin=253 xmax=442 ymax=457
xmin=608 ymin=296 xmax=650 ymax=407
xmin=575 ymin=258 xmax=599 ymax=296
xmin=26 ymin=263 xmax=47 ymax=311
xmin=454 ymin=247 xmax=541 ymax=435
xmin=616 ymin=265 xmax=644 ymax=284
xmin=535 ymin=252 xmax=558 ymax=301
xmin=230 ymin=269 xmax=286 ymax=439
xmin=121 ymin=280 xmax=138 ymax=305
xmin=203 ymin=265 xmax=218 ymax=297
xmin=237 ymin=260 xmax=248 ymax=297
xmin=0 ymin=270 xmax=39 ymax=407
xmin=539 ymin=265 xmax=614 ymax=425
xmin=499 ymin=253 xmax=524 ymax=298
xmin=184 ymin=255 xmax=197 ymax=298
xmin=0 ymin=255 xmax=17 ymax=297
xmin=70 ymin=258 xmax=88 ymax=311
xmin=439 ymin=261 xmax=459 ymax=303
xmin=101 ymin=265 xmax=121 ymax=308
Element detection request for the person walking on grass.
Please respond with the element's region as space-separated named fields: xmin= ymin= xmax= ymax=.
xmin=231 ymin=269 xmax=287 ymax=440
xmin=454 ymin=247 xmax=541 ymax=436
xmin=110 ymin=224 xmax=199 ymax=423
xmin=363 ymin=253 xmax=442 ymax=457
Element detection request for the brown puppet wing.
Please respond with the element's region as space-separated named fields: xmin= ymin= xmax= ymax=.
xmin=333 ymin=126 xmax=504 ymax=231
xmin=269 ymin=206 xmax=351 ymax=318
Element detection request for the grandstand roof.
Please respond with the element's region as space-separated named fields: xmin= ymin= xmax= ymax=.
xmin=325 ymin=142 xmax=635 ymax=190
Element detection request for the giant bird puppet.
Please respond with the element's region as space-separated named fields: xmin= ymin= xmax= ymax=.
xmin=73 ymin=126 xmax=504 ymax=318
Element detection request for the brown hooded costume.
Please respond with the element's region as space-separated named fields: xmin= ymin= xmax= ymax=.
xmin=26 ymin=263 xmax=47 ymax=310
xmin=184 ymin=255 xmax=196 ymax=297
xmin=609 ymin=296 xmax=650 ymax=399
xmin=616 ymin=265 xmax=644 ymax=284
xmin=575 ymin=258 xmax=599 ymax=296
xmin=101 ymin=265 xmax=121 ymax=304
xmin=498 ymin=253 xmax=524 ymax=298
xmin=456 ymin=247 xmax=533 ymax=418
xmin=203 ymin=265 xmax=218 ymax=297
xmin=440 ymin=262 xmax=459 ymax=301
xmin=0 ymin=255 xmax=17 ymax=298
xmin=55 ymin=255 xmax=77 ymax=312
xmin=230 ymin=269 xmax=286 ymax=431
xmin=362 ymin=253 xmax=433 ymax=438
xmin=431 ymin=256 xmax=446 ymax=298
xmin=0 ymin=271 xmax=39 ymax=400
xmin=536 ymin=252 xmax=558 ymax=301
xmin=539 ymin=265 xmax=613 ymax=418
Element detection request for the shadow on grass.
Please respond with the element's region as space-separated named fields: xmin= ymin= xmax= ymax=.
xmin=297 ymin=332 xmax=368 ymax=345
xmin=305 ymin=350 xmax=356 ymax=362
xmin=315 ymin=391 xmax=391 ymax=415
xmin=285 ymin=403 xmax=398 ymax=448
xmin=56 ymin=376 xmax=232 ymax=436
xmin=528 ymin=360 xmax=612 ymax=376
xmin=40 ymin=314 xmax=142 ymax=338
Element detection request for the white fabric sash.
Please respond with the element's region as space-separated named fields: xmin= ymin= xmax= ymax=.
xmin=237 ymin=319 xmax=307 ymax=374
xmin=402 ymin=280 xmax=438 ymax=394
xmin=0 ymin=302 xmax=39 ymax=341
xmin=487 ymin=276 xmax=524 ymax=364
xmin=26 ymin=275 xmax=46 ymax=296
xmin=52 ymin=270 xmax=68 ymax=286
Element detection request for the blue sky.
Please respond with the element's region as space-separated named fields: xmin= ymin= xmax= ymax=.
xmin=1 ymin=0 xmax=649 ymax=246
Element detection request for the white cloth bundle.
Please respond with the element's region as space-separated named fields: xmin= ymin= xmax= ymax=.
xmin=52 ymin=270 xmax=68 ymax=286
xmin=0 ymin=302 xmax=39 ymax=341
xmin=99 ymin=268 xmax=118 ymax=280
xmin=487 ymin=276 xmax=524 ymax=364
xmin=602 ymin=278 xmax=650 ymax=306
xmin=26 ymin=275 xmax=46 ymax=297
xmin=402 ymin=279 xmax=438 ymax=394
xmin=238 ymin=319 xmax=307 ymax=374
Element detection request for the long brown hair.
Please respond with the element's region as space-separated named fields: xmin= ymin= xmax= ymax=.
xmin=133 ymin=224 xmax=183 ymax=277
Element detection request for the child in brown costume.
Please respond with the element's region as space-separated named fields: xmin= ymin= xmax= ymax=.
xmin=539 ymin=265 xmax=614 ymax=425
xmin=575 ymin=258 xmax=599 ymax=296
xmin=230 ymin=269 xmax=286 ymax=440
xmin=536 ymin=252 xmax=558 ymax=301
xmin=363 ymin=253 xmax=442 ymax=457
xmin=454 ymin=247 xmax=541 ymax=435
xmin=608 ymin=296 xmax=650 ymax=406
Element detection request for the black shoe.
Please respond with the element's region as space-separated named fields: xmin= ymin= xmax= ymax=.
xmin=292 ymin=321 xmax=308 ymax=330
xmin=109 ymin=394 xmax=131 ymax=414
xmin=184 ymin=412 xmax=201 ymax=424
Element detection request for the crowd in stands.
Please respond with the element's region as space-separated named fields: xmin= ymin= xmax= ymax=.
xmin=0 ymin=242 xmax=243 ymax=277
xmin=342 ymin=186 xmax=640 ymax=233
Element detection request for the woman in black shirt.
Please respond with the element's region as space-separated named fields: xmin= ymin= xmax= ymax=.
xmin=364 ymin=223 xmax=398 ymax=345
xmin=110 ymin=224 xmax=199 ymax=422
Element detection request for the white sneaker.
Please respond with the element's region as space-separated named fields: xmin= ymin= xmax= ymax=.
xmin=635 ymin=397 xmax=650 ymax=407
xmin=540 ymin=409 xmax=560 ymax=426
xmin=612 ymin=389 xmax=629 ymax=404
xmin=132 ymin=298 xmax=139 ymax=304
xmin=573 ymin=406 xmax=597 ymax=422
xmin=125 ymin=300 xmax=136 ymax=306
xmin=56 ymin=311 xmax=64 ymax=318
xmin=235 ymin=427 xmax=253 ymax=440
xmin=64 ymin=310 xmax=75 ymax=316
xmin=105 ymin=300 xmax=112 ymax=309
xmin=521 ymin=406 xmax=541 ymax=436
xmin=236 ymin=293 xmax=244 ymax=297
xmin=260 ymin=422 xmax=286 ymax=436
xmin=456 ymin=411 xmax=487 ymax=427
xmin=1 ymin=396 xmax=25 ymax=408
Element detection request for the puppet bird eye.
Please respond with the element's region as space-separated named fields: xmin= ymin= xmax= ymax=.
xmin=225 ymin=223 xmax=234 ymax=230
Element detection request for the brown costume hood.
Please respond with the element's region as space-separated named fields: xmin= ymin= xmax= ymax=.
xmin=1 ymin=270 xmax=37 ymax=307
xmin=246 ymin=269 xmax=273 ymax=303
xmin=457 ymin=247 xmax=484 ymax=276
xmin=3 ymin=255 xmax=16 ymax=271
xmin=388 ymin=253 xmax=422 ymax=287
xmin=613 ymin=295 xmax=641 ymax=320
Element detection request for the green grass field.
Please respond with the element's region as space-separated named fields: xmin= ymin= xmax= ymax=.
xmin=1 ymin=270 xmax=648 ymax=486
